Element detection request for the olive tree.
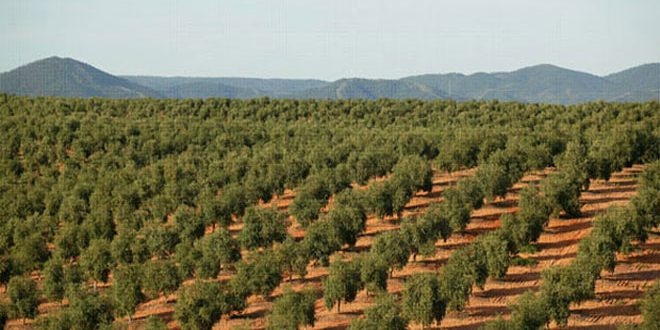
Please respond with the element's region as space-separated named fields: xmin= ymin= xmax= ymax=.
xmin=323 ymin=259 xmax=362 ymax=313
xmin=349 ymin=293 xmax=408 ymax=330
xmin=8 ymin=275 xmax=40 ymax=323
xmin=239 ymin=206 xmax=289 ymax=250
xmin=266 ymin=286 xmax=317 ymax=330
xmin=79 ymin=238 xmax=112 ymax=290
xmin=371 ymin=231 xmax=410 ymax=277
xmin=402 ymin=272 xmax=447 ymax=328
xmin=112 ymin=263 xmax=145 ymax=323
xmin=175 ymin=280 xmax=236 ymax=330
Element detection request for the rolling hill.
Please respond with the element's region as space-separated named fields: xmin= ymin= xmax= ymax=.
xmin=1 ymin=57 xmax=658 ymax=103
xmin=0 ymin=57 xmax=161 ymax=98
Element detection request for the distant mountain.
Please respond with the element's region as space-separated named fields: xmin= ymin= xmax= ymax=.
xmin=405 ymin=64 xmax=619 ymax=104
xmin=1 ymin=57 xmax=658 ymax=103
xmin=123 ymin=76 xmax=328 ymax=98
xmin=293 ymin=78 xmax=449 ymax=100
xmin=603 ymin=63 xmax=660 ymax=101
xmin=0 ymin=57 xmax=160 ymax=98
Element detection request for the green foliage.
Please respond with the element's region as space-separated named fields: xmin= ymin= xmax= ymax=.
xmin=554 ymin=138 xmax=592 ymax=190
xmin=349 ymin=293 xmax=408 ymax=330
xmin=500 ymin=187 xmax=550 ymax=253
xmin=540 ymin=265 xmax=596 ymax=327
xmin=10 ymin=232 xmax=50 ymax=273
xmin=275 ymin=237 xmax=309 ymax=280
xmin=480 ymin=316 xmax=508 ymax=330
xmin=510 ymin=256 xmax=538 ymax=267
xmin=326 ymin=198 xmax=367 ymax=248
xmin=323 ymin=259 xmax=362 ymax=313
xmin=640 ymin=280 xmax=660 ymax=329
xmin=366 ymin=180 xmax=395 ymax=220
xmin=402 ymin=272 xmax=447 ymax=328
xmin=110 ymin=230 xmax=149 ymax=265
xmin=43 ymin=256 xmax=66 ymax=302
xmin=473 ymin=231 xmax=510 ymax=279
xmin=80 ymin=239 xmax=113 ymax=286
xmin=142 ymin=259 xmax=182 ymax=299
xmin=440 ymin=248 xmax=476 ymax=312
xmin=441 ymin=187 xmax=472 ymax=233
xmin=174 ymin=240 xmax=199 ymax=280
xmin=238 ymin=206 xmax=289 ymax=250
xmin=542 ymin=169 xmax=583 ymax=217
xmin=289 ymin=174 xmax=332 ymax=226
xmin=457 ymin=177 xmax=485 ymax=209
xmin=393 ymin=155 xmax=434 ymax=193
xmin=357 ymin=253 xmax=389 ymax=295
xmin=144 ymin=316 xmax=168 ymax=330
xmin=142 ymin=222 xmax=179 ymax=259
xmin=435 ymin=131 xmax=480 ymax=172
xmin=631 ymin=161 xmax=660 ymax=233
xmin=302 ymin=219 xmax=342 ymax=266
xmin=371 ymin=231 xmax=410 ymax=276
xmin=399 ymin=217 xmax=437 ymax=261
xmin=475 ymin=162 xmax=510 ymax=201
xmin=8 ymin=275 xmax=40 ymax=321
xmin=175 ymin=280 xmax=237 ymax=330
xmin=516 ymin=186 xmax=551 ymax=242
xmin=46 ymin=285 xmax=114 ymax=330
xmin=195 ymin=228 xmax=240 ymax=278
xmin=173 ymin=206 xmax=207 ymax=242
xmin=111 ymin=263 xmax=145 ymax=321
xmin=420 ymin=202 xmax=453 ymax=242
xmin=592 ymin=206 xmax=638 ymax=254
xmin=0 ymin=92 xmax=658 ymax=328
xmin=507 ymin=290 xmax=550 ymax=330
xmin=232 ymin=250 xmax=283 ymax=299
xmin=289 ymin=192 xmax=325 ymax=227
xmin=266 ymin=286 xmax=317 ymax=330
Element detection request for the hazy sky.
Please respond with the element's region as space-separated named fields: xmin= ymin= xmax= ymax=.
xmin=1 ymin=0 xmax=658 ymax=80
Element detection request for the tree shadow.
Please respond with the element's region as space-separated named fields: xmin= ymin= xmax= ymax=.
xmin=589 ymin=185 xmax=638 ymax=195
xmin=582 ymin=196 xmax=632 ymax=205
xmin=476 ymin=285 xmax=538 ymax=298
xmin=490 ymin=199 xmax=517 ymax=208
xmin=596 ymin=289 xmax=644 ymax=300
xmin=439 ymin=320 xmax=489 ymax=330
xmin=546 ymin=220 xmax=592 ymax=234
xmin=567 ymin=325 xmax=621 ymax=330
xmin=501 ymin=271 xmax=540 ymax=283
xmin=574 ymin=303 xmax=640 ymax=318
xmin=605 ymin=269 xmax=660 ymax=282
xmin=467 ymin=305 xmax=510 ymax=318
xmin=535 ymin=237 xmax=581 ymax=250
xmin=471 ymin=213 xmax=504 ymax=222
xmin=532 ymin=252 xmax=576 ymax=262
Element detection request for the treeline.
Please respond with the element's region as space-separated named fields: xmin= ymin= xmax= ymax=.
xmin=0 ymin=94 xmax=658 ymax=328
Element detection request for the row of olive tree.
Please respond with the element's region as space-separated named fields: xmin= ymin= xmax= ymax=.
xmin=484 ymin=161 xmax=660 ymax=329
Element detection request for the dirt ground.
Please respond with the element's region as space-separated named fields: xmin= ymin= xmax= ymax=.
xmin=4 ymin=165 xmax=657 ymax=330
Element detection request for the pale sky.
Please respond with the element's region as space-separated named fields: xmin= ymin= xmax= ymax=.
xmin=1 ymin=0 xmax=658 ymax=80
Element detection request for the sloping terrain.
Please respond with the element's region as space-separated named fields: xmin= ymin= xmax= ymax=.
xmin=7 ymin=166 xmax=651 ymax=329
xmin=0 ymin=57 xmax=161 ymax=98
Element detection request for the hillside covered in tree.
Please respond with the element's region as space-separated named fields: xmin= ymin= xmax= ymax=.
xmin=0 ymin=94 xmax=658 ymax=329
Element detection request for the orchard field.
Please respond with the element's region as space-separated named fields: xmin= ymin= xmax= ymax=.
xmin=0 ymin=95 xmax=658 ymax=329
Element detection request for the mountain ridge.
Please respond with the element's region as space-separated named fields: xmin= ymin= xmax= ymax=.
xmin=1 ymin=57 xmax=658 ymax=104
xmin=0 ymin=57 xmax=161 ymax=98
